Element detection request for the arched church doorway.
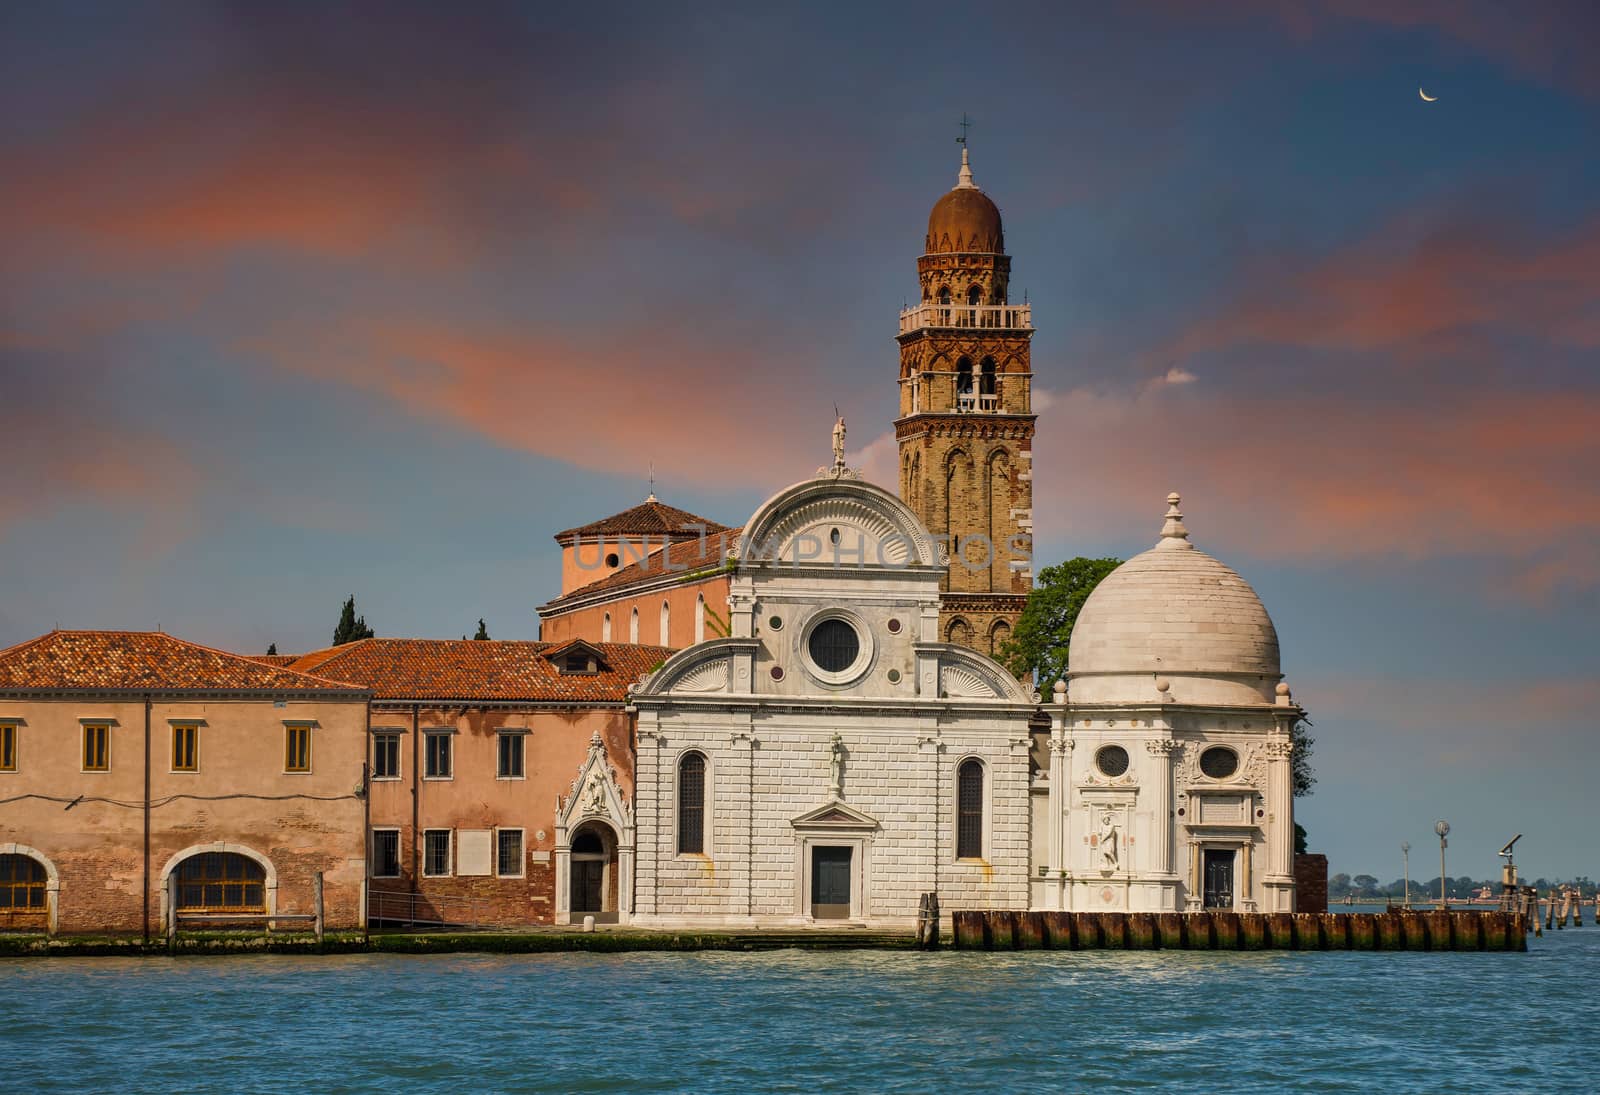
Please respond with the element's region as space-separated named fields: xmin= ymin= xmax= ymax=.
xmin=569 ymin=821 xmax=619 ymax=923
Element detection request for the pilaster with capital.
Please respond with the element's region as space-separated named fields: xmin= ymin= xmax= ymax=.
xmin=1144 ymin=738 xmax=1177 ymax=876
xmin=1265 ymin=736 xmax=1295 ymax=880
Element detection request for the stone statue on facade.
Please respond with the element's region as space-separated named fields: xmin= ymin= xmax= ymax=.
xmin=1098 ymin=811 xmax=1120 ymax=870
xmin=832 ymin=415 xmax=847 ymax=470
xmin=829 ymin=733 xmax=845 ymax=798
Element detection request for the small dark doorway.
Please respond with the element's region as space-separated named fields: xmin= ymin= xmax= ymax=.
xmin=570 ymin=824 xmax=615 ymax=921
xmin=811 ymin=846 xmax=852 ymax=919
xmin=1203 ymin=849 xmax=1235 ymax=909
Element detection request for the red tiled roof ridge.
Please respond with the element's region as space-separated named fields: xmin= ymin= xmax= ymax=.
xmin=282 ymin=638 xmax=675 ymax=702
xmin=541 ymin=526 xmax=744 ymax=611
xmin=553 ymin=498 xmax=729 ymax=543
xmin=0 ymin=629 xmax=368 ymax=693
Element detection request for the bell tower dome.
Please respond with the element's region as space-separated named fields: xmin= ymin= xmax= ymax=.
xmin=895 ymin=146 xmax=1036 ymax=661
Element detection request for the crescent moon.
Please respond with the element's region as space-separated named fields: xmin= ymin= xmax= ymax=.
xmin=1419 ymin=87 xmax=1438 ymax=102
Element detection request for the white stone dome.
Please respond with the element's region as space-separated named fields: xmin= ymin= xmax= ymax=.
xmin=1068 ymin=494 xmax=1280 ymax=707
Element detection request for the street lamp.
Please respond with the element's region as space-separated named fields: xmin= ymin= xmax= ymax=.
xmin=1401 ymin=841 xmax=1411 ymax=909
xmin=1435 ymin=820 xmax=1450 ymax=908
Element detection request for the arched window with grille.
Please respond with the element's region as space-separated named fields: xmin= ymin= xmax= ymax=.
xmin=979 ymin=356 xmax=998 ymax=410
xmin=0 ymin=854 xmax=47 ymax=910
xmin=677 ymin=751 xmax=706 ymax=855
xmin=957 ymin=758 xmax=985 ymax=859
xmin=174 ymin=851 xmax=266 ymax=913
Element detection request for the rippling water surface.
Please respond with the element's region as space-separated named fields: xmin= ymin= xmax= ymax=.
xmin=4 ymin=931 xmax=1596 ymax=1092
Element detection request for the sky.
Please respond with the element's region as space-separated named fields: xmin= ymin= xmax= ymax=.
xmin=2 ymin=1 xmax=1597 ymax=880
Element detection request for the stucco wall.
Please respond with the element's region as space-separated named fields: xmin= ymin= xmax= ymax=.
xmin=0 ymin=696 xmax=368 ymax=933
xmin=366 ymin=705 xmax=631 ymax=927
xmin=539 ymin=575 xmax=730 ymax=649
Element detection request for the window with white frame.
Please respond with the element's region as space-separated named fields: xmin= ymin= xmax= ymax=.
xmin=424 ymin=731 xmax=452 ymax=779
xmin=423 ymin=829 xmax=452 ymax=876
xmin=372 ymin=829 xmax=401 ymax=878
xmin=496 ymin=829 xmax=524 ymax=877
xmin=678 ymin=751 xmax=706 ymax=854
xmin=372 ymin=732 xmax=400 ymax=779
xmin=497 ymin=732 xmax=525 ymax=779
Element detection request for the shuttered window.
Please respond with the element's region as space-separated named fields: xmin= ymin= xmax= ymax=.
xmin=678 ymin=752 xmax=706 ymax=855
xmin=957 ymin=759 xmax=984 ymax=859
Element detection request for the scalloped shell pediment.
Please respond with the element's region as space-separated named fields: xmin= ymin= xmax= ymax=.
xmin=672 ymin=657 xmax=730 ymax=693
xmin=941 ymin=664 xmax=997 ymax=698
xmin=752 ymin=497 xmax=915 ymax=566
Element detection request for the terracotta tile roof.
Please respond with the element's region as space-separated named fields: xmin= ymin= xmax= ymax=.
xmin=0 ymin=631 xmax=366 ymax=694
xmin=553 ymin=497 xmax=728 ymax=544
xmin=287 ymin=639 xmax=673 ymax=702
xmin=540 ymin=526 xmax=743 ymax=612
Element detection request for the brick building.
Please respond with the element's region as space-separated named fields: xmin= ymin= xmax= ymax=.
xmin=283 ymin=637 xmax=668 ymax=927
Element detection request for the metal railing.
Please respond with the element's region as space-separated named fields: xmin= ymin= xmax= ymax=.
xmin=899 ymin=302 xmax=1032 ymax=334
xmin=368 ymin=887 xmax=492 ymax=929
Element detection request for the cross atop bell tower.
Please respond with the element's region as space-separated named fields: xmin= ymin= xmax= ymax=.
xmin=894 ymin=142 xmax=1036 ymax=661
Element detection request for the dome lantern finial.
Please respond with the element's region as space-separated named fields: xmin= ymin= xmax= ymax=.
xmin=1158 ymin=491 xmax=1193 ymax=550
xmin=956 ymin=146 xmax=976 ymax=189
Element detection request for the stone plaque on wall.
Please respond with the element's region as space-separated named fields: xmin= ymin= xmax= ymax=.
xmin=457 ymin=829 xmax=493 ymax=876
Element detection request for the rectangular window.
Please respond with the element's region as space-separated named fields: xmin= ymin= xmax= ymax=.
xmin=171 ymin=724 xmax=198 ymax=772
xmin=0 ymin=724 xmax=15 ymax=772
xmin=372 ymin=830 xmax=401 ymax=878
xmin=423 ymin=829 xmax=452 ymax=877
xmin=285 ymin=725 xmax=311 ymax=772
xmin=83 ymin=724 xmax=109 ymax=771
xmin=372 ymin=732 xmax=400 ymax=779
xmin=497 ymin=829 xmax=524 ymax=877
xmin=424 ymin=732 xmax=452 ymax=779
xmin=497 ymin=732 xmax=524 ymax=779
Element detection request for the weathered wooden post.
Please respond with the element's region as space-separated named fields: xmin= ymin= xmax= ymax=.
xmin=1238 ymin=912 xmax=1266 ymax=950
xmin=166 ymin=872 xmax=177 ymax=953
xmin=1319 ymin=912 xmax=1348 ymax=949
xmin=1074 ymin=912 xmax=1103 ymax=949
xmin=314 ymin=871 xmax=325 ymax=943
xmin=1292 ymin=913 xmax=1323 ymax=950
xmin=1098 ymin=912 xmax=1128 ymax=949
xmin=1546 ymin=890 xmax=1555 ymax=930
xmin=1127 ymin=913 xmax=1156 ymax=949
xmin=1266 ymin=913 xmax=1295 ymax=949
xmin=1212 ymin=911 xmax=1242 ymax=949
xmin=1375 ymin=913 xmax=1402 ymax=950
xmin=987 ymin=910 xmax=1016 ymax=950
xmin=952 ymin=910 xmax=984 ymax=949
xmin=1156 ymin=912 xmax=1186 ymax=949
xmin=1016 ymin=911 xmax=1045 ymax=950
xmin=1425 ymin=909 xmax=1453 ymax=951
xmin=1349 ymin=913 xmax=1378 ymax=950
xmin=1043 ymin=910 xmax=1074 ymax=949
xmin=1481 ymin=911 xmax=1508 ymax=951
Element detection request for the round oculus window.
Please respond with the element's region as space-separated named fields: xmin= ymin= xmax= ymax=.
xmin=769 ymin=666 xmax=785 ymax=681
xmin=807 ymin=618 xmax=860 ymax=674
xmin=1199 ymin=747 xmax=1238 ymax=779
xmin=886 ymin=668 xmax=902 ymax=684
xmin=1095 ymin=745 xmax=1130 ymax=778
xmin=767 ymin=615 xmax=783 ymax=631
xmin=604 ymin=552 xmax=620 ymax=568
xmin=886 ymin=618 xmax=902 ymax=634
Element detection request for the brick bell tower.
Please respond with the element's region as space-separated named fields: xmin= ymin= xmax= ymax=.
xmin=896 ymin=145 xmax=1035 ymax=661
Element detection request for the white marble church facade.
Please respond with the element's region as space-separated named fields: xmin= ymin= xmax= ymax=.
xmin=624 ymin=473 xmax=1300 ymax=928
xmin=628 ymin=469 xmax=1037 ymax=929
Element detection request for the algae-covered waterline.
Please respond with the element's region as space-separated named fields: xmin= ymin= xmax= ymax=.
xmin=4 ymin=931 xmax=1597 ymax=1092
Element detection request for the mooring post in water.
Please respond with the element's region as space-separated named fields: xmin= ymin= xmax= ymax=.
xmin=314 ymin=871 xmax=324 ymax=943
xmin=166 ymin=872 xmax=177 ymax=952
xmin=1546 ymin=891 xmax=1555 ymax=930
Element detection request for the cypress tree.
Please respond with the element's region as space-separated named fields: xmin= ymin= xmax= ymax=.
xmin=333 ymin=595 xmax=374 ymax=646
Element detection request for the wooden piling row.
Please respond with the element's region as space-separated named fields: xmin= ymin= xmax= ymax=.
xmin=948 ymin=910 xmax=1527 ymax=951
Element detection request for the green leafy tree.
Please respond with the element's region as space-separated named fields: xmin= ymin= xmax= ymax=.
xmin=999 ymin=556 xmax=1122 ymax=687
xmin=266 ymin=642 xmax=278 ymax=656
xmin=332 ymin=595 xmax=374 ymax=646
xmin=1352 ymin=874 xmax=1380 ymax=896
xmin=473 ymin=619 xmax=490 ymax=641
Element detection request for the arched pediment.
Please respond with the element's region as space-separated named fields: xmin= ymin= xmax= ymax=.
xmin=738 ymin=478 xmax=939 ymax=569
xmin=932 ymin=644 xmax=1033 ymax=702
xmin=637 ymin=639 xmax=747 ymax=697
